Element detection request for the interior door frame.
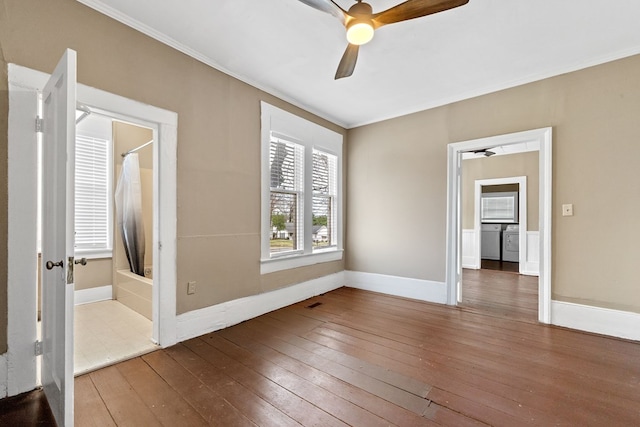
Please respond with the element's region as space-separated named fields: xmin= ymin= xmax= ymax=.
xmin=5 ymin=62 xmax=178 ymax=397
xmin=445 ymin=127 xmax=552 ymax=324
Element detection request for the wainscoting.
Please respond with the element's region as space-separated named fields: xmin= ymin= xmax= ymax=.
xmin=462 ymin=228 xmax=539 ymax=276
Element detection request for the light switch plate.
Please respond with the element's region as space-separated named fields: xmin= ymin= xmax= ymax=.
xmin=562 ymin=204 xmax=573 ymax=216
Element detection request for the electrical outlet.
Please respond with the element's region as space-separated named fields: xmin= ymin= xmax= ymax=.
xmin=187 ymin=281 xmax=196 ymax=295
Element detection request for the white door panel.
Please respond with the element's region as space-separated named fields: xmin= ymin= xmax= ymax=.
xmin=41 ymin=48 xmax=76 ymax=427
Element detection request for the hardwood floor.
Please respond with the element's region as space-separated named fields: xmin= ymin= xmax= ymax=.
xmin=0 ymin=389 xmax=54 ymax=426
xmin=461 ymin=267 xmax=538 ymax=323
xmin=4 ymin=287 xmax=640 ymax=425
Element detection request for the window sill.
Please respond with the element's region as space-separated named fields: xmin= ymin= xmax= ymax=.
xmin=75 ymin=249 xmax=113 ymax=260
xmin=260 ymin=249 xmax=343 ymax=274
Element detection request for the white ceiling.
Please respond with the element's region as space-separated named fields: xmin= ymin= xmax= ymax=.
xmin=78 ymin=0 xmax=640 ymax=129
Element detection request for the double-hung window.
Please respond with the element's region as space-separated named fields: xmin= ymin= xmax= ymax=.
xmin=74 ymin=122 xmax=113 ymax=258
xmin=261 ymin=102 xmax=343 ymax=273
xmin=269 ymin=137 xmax=304 ymax=255
xmin=312 ymin=149 xmax=337 ymax=249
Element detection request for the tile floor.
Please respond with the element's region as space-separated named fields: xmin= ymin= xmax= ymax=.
xmin=74 ymin=300 xmax=157 ymax=375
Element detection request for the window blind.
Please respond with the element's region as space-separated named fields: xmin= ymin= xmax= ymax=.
xmin=75 ymin=135 xmax=111 ymax=253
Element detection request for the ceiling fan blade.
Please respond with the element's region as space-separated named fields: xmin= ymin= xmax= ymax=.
xmin=335 ymin=44 xmax=359 ymax=79
xmin=372 ymin=0 xmax=468 ymax=27
xmin=297 ymin=0 xmax=347 ymax=24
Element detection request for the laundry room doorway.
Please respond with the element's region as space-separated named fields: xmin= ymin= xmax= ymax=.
xmin=445 ymin=127 xmax=552 ymax=324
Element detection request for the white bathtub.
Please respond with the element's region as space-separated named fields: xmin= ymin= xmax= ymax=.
xmin=116 ymin=269 xmax=152 ymax=320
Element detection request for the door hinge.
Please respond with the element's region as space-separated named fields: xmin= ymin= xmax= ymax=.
xmin=35 ymin=117 xmax=43 ymax=133
xmin=35 ymin=340 xmax=43 ymax=356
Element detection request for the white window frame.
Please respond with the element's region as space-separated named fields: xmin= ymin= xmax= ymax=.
xmin=260 ymin=102 xmax=343 ymax=274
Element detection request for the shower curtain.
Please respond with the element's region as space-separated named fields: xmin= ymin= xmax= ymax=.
xmin=115 ymin=153 xmax=146 ymax=276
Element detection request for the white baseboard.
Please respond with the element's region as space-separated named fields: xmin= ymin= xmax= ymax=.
xmin=462 ymin=256 xmax=479 ymax=269
xmin=345 ymin=271 xmax=447 ymax=304
xmin=521 ymin=263 xmax=539 ymax=276
xmin=175 ymin=272 xmax=344 ymax=342
xmin=0 ymin=354 xmax=7 ymax=398
xmin=551 ymin=300 xmax=640 ymax=342
xmin=523 ymin=231 xmax=540 ymax=276
xmin=74 ymin=285 xmax=113 ymax=306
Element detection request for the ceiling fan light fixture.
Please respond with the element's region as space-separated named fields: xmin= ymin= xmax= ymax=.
xmin=346 ymin=20 xmax=374 ymax=45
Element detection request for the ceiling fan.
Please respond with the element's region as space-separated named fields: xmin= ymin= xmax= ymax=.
xmin=297 ymin=0 xmax=469 ymax=79
xmin=472 ymin=148 xmax=496 ymax=157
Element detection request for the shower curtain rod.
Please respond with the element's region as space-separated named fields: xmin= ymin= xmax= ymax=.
xmin=121 ymin=140 xmax=153 ymax=158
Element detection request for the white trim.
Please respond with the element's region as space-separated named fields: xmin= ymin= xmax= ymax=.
xmin=176 ymin=272 xmax=344 ymax=342
xmin=551 ymin=301 xmax=640 ymax=342
xmin=473 ymin=176 xmax=527 ymax=274
xmin=461 ymin=229 xmax=478 ymax=269
xmin=538 ymin=131 xmax=553 ymax=323
xmin=0 ymin=355 xmax=7 ymax=398
xmin=446 ymin=127 xmax=552 ymax=323
xmin=522 ymin=231 xmax=540 ymax=276
xmin=6 ymin=63 xmax=178 ymax=397
xmin=345 ymin=271 xmax=447 ymax=304
xmin=6 ymin=73 xmax=39 ymax=397
xmin=74 ymin=285 xmax=113 ymax=306
xmin=260 ymin=250 xmax=344 ymax=274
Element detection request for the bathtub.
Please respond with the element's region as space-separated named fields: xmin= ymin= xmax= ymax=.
xmin=116 ymin=269 xmax=152 ymax=320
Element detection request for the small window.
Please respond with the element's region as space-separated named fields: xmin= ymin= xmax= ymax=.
xmin=261 ymin=102 xmax=343 ymax=274
xmin=481 ymin=191 xmax=518 ymax=223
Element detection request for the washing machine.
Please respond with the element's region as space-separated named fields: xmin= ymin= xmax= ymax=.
xmin=502 ymin=224 xmax=519 ymax=262
xmin=481 ymin=223 xmax=502 ymax=260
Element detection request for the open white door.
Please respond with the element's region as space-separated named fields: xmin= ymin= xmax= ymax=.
xmin=41 ymin=49 xmax=77 ymax=427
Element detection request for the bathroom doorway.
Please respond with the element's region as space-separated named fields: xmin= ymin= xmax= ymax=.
xmin=37 ymin=111 xmax=159 ymax=374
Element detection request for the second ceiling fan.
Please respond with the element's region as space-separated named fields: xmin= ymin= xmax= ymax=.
xmin=298 ymin=0 xmax=469 ymax=79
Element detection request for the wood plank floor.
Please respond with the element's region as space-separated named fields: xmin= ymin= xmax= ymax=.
xmin=3 ymin=286 xmax=640 ymax=425
xmin=74 ymin=287 xmax=640 ymax=426
xmin=461 ymin=267 xmax=538 ymax=323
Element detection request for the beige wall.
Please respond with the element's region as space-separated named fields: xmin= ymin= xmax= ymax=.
xmin=461 ymin=151 xmax=539 ymax=230
xmin=0 ymin=0 xmax=346 ymax=352
xmin=74 ymin=259 xmax=112 ymax=291
xmin=347 ymin=53 xmax=640 ymax=314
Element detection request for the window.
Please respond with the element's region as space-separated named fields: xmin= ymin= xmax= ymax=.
xmin=481 ymin=191 xmax=518 ymax=223
xmin=312 ymin=149 xmax=337 ymax=249
xmin=74 ymin=133 xmax=113 ymax=257
xmin=269 ymin=137 xmax=304 ymax=255
xmin=261 ymin=102 xmax=343 ymax=273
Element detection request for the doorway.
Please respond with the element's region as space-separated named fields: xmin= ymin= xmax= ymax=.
xmin=68 ymin=113 xmax=158 ymax=374
xmin=445 ymin=127 xmax=552 ymax=324
xmin=6 ymin=62 xmax=178 ymax=397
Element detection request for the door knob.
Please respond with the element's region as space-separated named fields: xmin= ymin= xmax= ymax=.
xmin=45 ymin=260 xmax=63 ymax=270
xmin=74 ymin=258 xmax=87 ymax=266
